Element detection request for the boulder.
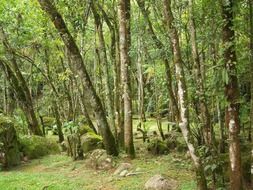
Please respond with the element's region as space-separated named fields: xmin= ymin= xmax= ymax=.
xmin=81 ymin=132 xmax=103 ymax=153
xmin=113 ymin=163 xmax=132 ymax=176
xmin=145 ymin=174 xmax=178 ymax=190
xmin=0 ymin=115 xmax=20 ymax=168
xmin=79 ymin=125 xmax=94 ymax=136
xmin=86 ymin=149 xmax=114 ymax=170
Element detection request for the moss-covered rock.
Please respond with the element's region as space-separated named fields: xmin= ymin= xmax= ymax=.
xmin=147 ymin=139 xmax=169 ymax=155
xmin=79 ymin=125 xmax=94 ymax=136
xmin=19 ymin=135 xmax=60 ymax=159
xmin=0 ymin=115 xmax=20 ymax=168
xmin=42 ymin=116 xmax=56 ymax=127
xmin=81 ymin=132 xmax=103 ymax=153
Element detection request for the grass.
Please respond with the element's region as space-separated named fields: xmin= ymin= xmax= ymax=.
xmin=0 ymin=153 xmax=196 ymax=190
xmin=0 ymin=119 xmax=196 ymax=190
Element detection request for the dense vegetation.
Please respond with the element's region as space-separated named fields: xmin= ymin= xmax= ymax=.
xmin=0 ymin=0 xmax=252 ymax=190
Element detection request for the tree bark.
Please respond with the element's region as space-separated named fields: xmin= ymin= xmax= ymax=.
xmin=163 ymin=0 xmax=207 ymax=189
xmin=119 ymin=0 xmax=135 ymax=158
xmin=249 ymin=0 xmax=253 ymax=143
xmin=37 ymin=0 xmax=118 ymax=156
xmin=221 ymin=0 xmax=242 ymax=189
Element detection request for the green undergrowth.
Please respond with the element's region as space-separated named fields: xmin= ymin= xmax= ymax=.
xmin=0 ymin=119 xmax=196 ymax=190
xmin=0 ymin=152 xmax=196 ymax=190
xmin=19 ymin=135 xmax=60 ymax=159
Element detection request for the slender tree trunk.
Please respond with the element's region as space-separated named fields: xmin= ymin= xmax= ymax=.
xmin=100 ymin=5 xmax=120 ymax=140
xmin=115 ymin=25 xmax=124 ymax=147
xmin=249 ymin=0 xmax=253 ymax=143
xmin=91 ymin=3 xmax=116 ymax=137
xmin=137 ymin=37 xmax=146 ymax=127
xmin=221 ymin=1 xmax=242 ymax=189
xmin=136 ymin=0 xmax=180 ymax=122
xmin=37 ymin=0 xmax=118 ymax=156
xmin=188 ymin=0 xmax=213 ymax=145
xmin=119 ymin=0 xmax=135 ymax=158
xmin=163 ymin=0 xmax=207 ymax=189
xmin=52 ymin=100 xmax=64 ymax=143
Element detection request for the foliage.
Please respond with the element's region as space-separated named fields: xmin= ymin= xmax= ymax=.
xmin=19 ymin=135 xmax=60 ymax=159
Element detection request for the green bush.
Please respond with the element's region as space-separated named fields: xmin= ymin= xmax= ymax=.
xmin=19 ymin=135 xmax=60 ymax=159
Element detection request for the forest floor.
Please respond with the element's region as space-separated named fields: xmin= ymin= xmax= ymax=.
xmin=0 ymin=119 xmax=196 ymax=190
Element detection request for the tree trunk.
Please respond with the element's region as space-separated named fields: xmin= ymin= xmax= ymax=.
xmin=0 ymin=29 xmax=42 ymax=136
xmin=52 ymin=100 xmax=64 ymax=143
xmin=249 ymin=0 xmax=253 ymax=143
xmin=37 ymin=0 xmax=118 ymax=156
xmin=91 ymin=2 xmax=116 ymax=137
xmin=188 ymin=0 xmax=213 ymax=145
xmin=136 ymin=0 xmax=180 ymax=122
xmin=119 ymin=0 xmax=135 ymax=158
xmin=163 ymin=0 xmax=207 ymax=189
xmin=221 ymin=0 xmax=242 ymax=189
xmin=137 ymin=37 xmax=146 ymax=128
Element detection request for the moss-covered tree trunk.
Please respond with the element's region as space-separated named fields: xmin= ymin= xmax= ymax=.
xmin=0 ymin=116 xmax=20 ymax=168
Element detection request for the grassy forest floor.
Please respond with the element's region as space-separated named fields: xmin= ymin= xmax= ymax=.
xmin=0 ymin=119 xmax=196 ymax=190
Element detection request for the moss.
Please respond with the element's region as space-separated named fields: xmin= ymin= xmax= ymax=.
xmin=79 ymin=125 xmax=94 ymax=136
xmin=147 ymin=139 xmax=169 ymax=155
xmin=81 ymin=132 xmax=103 ymax=153
xmin=0 ymin=115 xmax=20 ymax=168
xmin=42 ymin=117 xmax=56 ymax=127
xmin=19 ymin=135 xmax=60 ymax=159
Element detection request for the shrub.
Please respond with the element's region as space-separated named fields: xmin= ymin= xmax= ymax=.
xmin=19 ymin=135 xmax=60 ymax=159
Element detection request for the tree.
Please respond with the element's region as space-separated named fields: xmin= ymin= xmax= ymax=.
xmin=0 ymin=28 xmax=42 ymax=136
xmin=188 ymin=0 xmax=213 ymax=145
xmin=119 ymin=0 xmax=135 ymax=158
xmin=37 ymin=0 xmax=118 ymax=156
xmin=163 ymin=0 xmax=207 ymax=189
xmin=221 ymin=0 xmax=242 ymax=189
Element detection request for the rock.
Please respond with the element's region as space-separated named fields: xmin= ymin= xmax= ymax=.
xmin=144 ymin=174 xmax=178 ymax=190
xmin=113 ymin=163 xmax=132 ymax=175
xmin=0 ymin=115 xmax=20 ymax=168
xmin=86 ymin=149 xmax=114 ymax=170
xmin=147 ymin=139 xmax=169 ymax=155
xmin=79 ymin=125 xmax=94 ymax=136
xmin=119 ymin=169 xmax=129 ymax=177
xmin=81 ymin=132 xmax=103 ymax=153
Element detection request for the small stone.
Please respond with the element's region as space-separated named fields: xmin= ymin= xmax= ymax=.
xmin=113 ymin=163 xmax=132 ymax=175
xmin=119 ymin=169 xmax=128 ymax=177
